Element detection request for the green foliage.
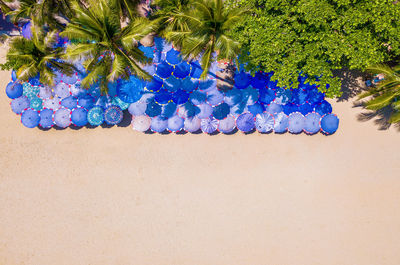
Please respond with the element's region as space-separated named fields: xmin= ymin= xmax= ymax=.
xmin=227 ymin=0 xmax=400 ymax=98
xmin=358 ymin=64 xmax=400 ymax=123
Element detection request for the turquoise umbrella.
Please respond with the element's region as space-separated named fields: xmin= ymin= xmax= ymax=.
xmin=87 ymin=106 xmax=104 ymax=126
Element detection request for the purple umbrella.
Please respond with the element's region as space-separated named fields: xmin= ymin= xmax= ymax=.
xmin=184 ymin=117 xmax=201 ymax=133
xmin=167 ymin=115 xmax=184 ymax=132
xmin=299 ymin=102 xmax=313 ymax=115
xmin=314 ymin=100 xmax=332 ymax=116
xmin=304 ymin=112 xmax=321 ymax=134
xmin=78 ymin=95 xmax=95 ymax=110
xmin=218 ymin=115 xmax=236 ymax=134
xmin=11 ymin=96 xmax=30 ymax=114
xmin=172 ymin=89 xmax=189 ymax=105
xmin=104 ymin=105 xmax=123 ymax=125
xmin=21 ymin=108 xmax=40 ymax=128
xmin=54 ymin=108 xmax=71 ymax=128
xmin=255 ymin=112 xmax=274 ymax=133
xmin=212 ymin=102 xmax=230 ymax=120
xmin=259 ymin=88 xmax=276 ymax=105
xmin=39 ymin=108 xmax=54 ymax=128
xmin=61 ymin=96 xmax=78 ymax=110
xmin=22 ymin=21 xmax=32 ymax=39
xmin=201 ymin=118 xmax=219 ymax=134
xmin=236 ymin=113 xmax=255 ymax=132
xmin=288 ymin=112 xmax=305 ymax=134
xmin=61 ymin=73 xmax=78 ymax=85
xmin=320 ymin=113 xmax=339 ymax=135
xmin=150 ymin=116 xmax=168 ymax=133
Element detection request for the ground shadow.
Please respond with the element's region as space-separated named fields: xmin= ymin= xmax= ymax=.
xmin=353 ymin=102 xmax=400 ymax=131
xmin=332 ymin=68 xmax=370 ymax=102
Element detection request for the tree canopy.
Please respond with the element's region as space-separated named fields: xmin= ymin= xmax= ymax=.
xmin=227 ymin=0 xmax=400 ymax=97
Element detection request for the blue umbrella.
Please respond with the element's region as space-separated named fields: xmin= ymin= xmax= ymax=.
xmin=282 ymin=103 xmax=299 ymax=115
xmin=320 ymin=113 xmax=339 ymax=135
xmin=224 ymin=88 xmax=243 ymax=107
xmin=117 ymin=77 xmax=144 ymax=103
xmin=54 ymin=82 xmax=70 ymax=98
xmin=299 ymin=102 xmax=313 ymax=115
xmin=6 ymin=82 xmax=23 ymax=99
xmin=43 ymin=97 xmax=61 ymax=110
xmin=172 ymin=89 xmax=189 ymax=105
xmin=104 ymin=105 xmax=123 ymax=125
xmin=288 ymin=112 xmax=305 ymax=134
xmin=54 ymin=108 xmax=71 ymax=128
xmin=236 ymin=113 xmax=255 ymax=132
xmin=177 ymin=102 xmax=198 ymax=119
xmin=190 ymin=90 xmax=207 ymax=105
xmin=304 ymin=112 xmax=321 ymax=134
xmin=29 ymin=96 xmax=43 ymax=111
xmin=11 ymin=96 xmax=30 ymax=114
xmin=94 ymin=95 xmax=110 ymax=109
xmin=184 ymin=117 xmax=201 ymax=133
xmin=164 ymin=76 xmax=182 ymax=92
xmin=190 ymin=61 xmax=203 ymax=79
xmin=168 ymin=115 xmax=184 ymax=132
xmin=212 ymin=103 xmax=230 ymax=120
xmin=255 ymin=112 xmax=275 ymax=133
xmin=131 ymin=115 xmax=151 ymax=132
xmin=78 ymin=95 xmax=95 ymax=110
xmin=201 ymin=118 xmax=219 ymax=134
xmin=218 ymin=115 xmax=236 ymax=134
xmin=275 ymin=88 xmax=292 ymax=105
xmin=292 ymin=88 xmax=309 ymax=105
xmin=39 ymin=86 xmax=53 ymax=99
xmin=230 ymin=101 xmax=246 ymax=116
xmin=307 ymin=87 xmax=325 ymax=105
xmin=22 ymin=21 xmax=32 ymax=39
xmin=156 ymin=61 xmax=174 ymax=79
xmin=128 ymin=100 xmax=147 ymax=116
xmin=143 ymin=64 xmax=156 ymax=76
xmin=266 ymin=102 xmax=283 ymax=114
xmin=161 ymin=102 xmax=177 ymax=119
xmin=145 ymin=100 xmax=162 ymax=117
xmin=21 ymin=109 xmax=39 ymax=128
xmin=196 ymin=103 xmax=213 ymax=119
xmin=251 ymin=72 xmax=268 ymax=89
xmin=206 ymin=88 xmax=224 ymax=106
xmin=151 ymin=116 xmax=168 ymax=133
xmin=39 ymin=108 xmax=54 ymax=128
xmin=174 ymin=62 xmax=191 ymax=78
xmin=154 ymin=89 xmax=172 ymax=105
xmin=181 ymin=77 xmax=198 ymax=93
xmin=241 ymin=86 xmax=259 ymax=105
xmin=139 ymin=45 xmax=154 ymax=59
xmin=71 ymin=108 xmax=88 ymax=126
xmin=247 ymin=102 xmax=265 ymax=115
xmin=267 ymin=79 xmax=278 ymax=90
xmin=11 ymin=70 xmax=17 ymax=81
xmin=61 ymin=73 xmax=78 ymax=85
xmin=199 ymin=79 xmax=216 ymax=92
xmin=273 ymin=112 xmax=288 ymax=133
xmin=314 ymin=100 xmax=332 ymax=116
xmin=234 ymin=71 xmax=251 ymax=89
xmin=145 ymin=76 xmax=163 ymax=92
xmin=87 ymin=106 xmax=104 ymax=126
xmin=61 ymin=96 xmax=78 ymax=110
xmin=166 ymin=49 xmax=182 ymax=65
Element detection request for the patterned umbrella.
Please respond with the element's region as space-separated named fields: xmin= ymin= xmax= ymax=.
xmin=273 ymin=112 xmax=289 ymax=133
xmin=288 ymin=112 xmax=305 ymax=134
xmin=22 ymin=83 xmax=39 ymax=99
xmin=255 ymin=112 xmax=275 ymax=133
xmin=61 ymin=96 xmax=78 ymax=110
xmin=304 ymin=112 xmax=321 ymax=134
xmin=218 ymin=115 xmax=236 ymax=134
xmin=206 ymin=88 xmax=224 ymax=106
xmin=42 ymin=97 xmax=61 ymax=110
xmin=167 ymin=115 xmax=184 ymax=132
xmin=174 ymin=62 xmax=191 ymax=78
xmin=150 ymin=116 xmax=168 ymax=133
xmin=196 ymin=103 xmax=213 ymax=119
xmin=131 ymin=115 xmax=151 ymax=132
xmin=39 ymin=108 xmax=54 ymax=128
xmin=184 ymin=117 xmax=201 ymax=133
xmin=266 ymin=102 xmax=283 ymax=114
xmin=54 ymin=82 xmax=70 ymax=98
xmin=128 ymin=101 xmax=147 ymax=116
xmin=236 ymin=113 xmax=255 ymax=132
xmin=111 ymin=96 xmax=130 ymax=110
xmin=29 ymin=96 xmax=43 ymax=111
xmin=54 ymin=108 xmax=71 ymax=128
xmin=320 ymin=113 xmax=339 ymax=135
xmin=87 ymin=106 xmax=104 ymax=126
xmin=104 ymin=105 xmax=123 ymax=125
xmin=201 ymin=118 xmax=219 ymax=134
xmin=234 ymin=71 xmax=251 ymax=89
xmin=11 ymin=96 xmax=30 ymax=114
xmin=21 ymin=108 xmax=40 ymax=128
xmin=156 ymin=61 xmax=174 ymax=79
xmin=6 ymin=82 xmax=23 ymax=99
xmin=71 ymin=108 xmax=88 ymax=126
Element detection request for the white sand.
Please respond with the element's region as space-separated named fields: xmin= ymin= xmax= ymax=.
xmin=0 ymin=46 xmax=400 ymax=265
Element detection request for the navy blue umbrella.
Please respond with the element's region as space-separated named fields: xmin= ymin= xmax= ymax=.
xmin=184 ymin=117 xmax=201 ymax=133
xmin=6 ymin=82 xmax=23 ymax=99
xmin=104 ymin=105 xmax=123 ymax=125
xmin=54 ymin=108 xmax=71 ymax=128
xmin=61 ymin=96 xmax=78 ymax=110
xmin=167 ymin=115 xmax=184 ymax=132
xmin=321 ymin=113 xmax=339 ymax=134
xmin=224 ymin=87 xmax=243 ymax=107
xmin=218 ymin=115 xmax=236 ymax=134
xmin=275 ymin=88 xmax=292 ymax=105
xmin=307 ymin=87 xmax=325 ymax=105
xmin=145 ymin=100 xmax=162 ymax=117
xmin=156 ymin=61 xmax=174 ymax=79
xmin=161 ymin=102 xmax=177 ymax=119
xmin=255 ymin=112 xmax=274 ymax=133
xmin=234 ymin=71 xmax=251 ymax=89
xmin=145 ymin=76 xmax=163 ymax=92
xmin=190 ymin=90 xmax=207 ymax=105
xmin=172 ymin=89 xmax=189 ymax=105
xmin=314 ymin=100 xmax=332 ymax=116
xmin=39 ymin=108 xmax=54 ymax=128
xmin=11 ymin=70 xmax=17 ymax=81
xmin=117 ymin=77 xmax=144 ymax=103
xmin=71 ymin=108 xmax=88 ymax=127
xmin=292 ymin=88 xmax=309 ymax=105
xmin=154 ymin=89 xmax=172 ymax=105
xmin=304 ymin=112 xmax=321 ymax=134
xmin=11 ymin=96 xmax=30 ymax=114
xmin=288 ymin=112 xmax=305 ymax=134
xmin=174 ymin=62 xmax=191 ymax=78
xmin=282 ymin=103 xmax=299 ymax=115
xmin=181 ymin=77 xmax=198 ymax=92
xmin=299 ymin=102 xmax=313 ymax=115
xmin=190 ymin=61 xmax=203 ymax=79
xmin=241 ymin=86 xmax=260 ymax=106
xmin=206 ymin=88 xmax=224 ymax=106
xmin=78 ymin=95 xmax=95 ymax=110
xmin=21 ymin=109 xmax=39 ymax=128
xmin=166 ymin=49 xmax=182 ymax=65
xmin=199 ymin=79 xmax=216 ymax=92
xmin=251 ymin=72 xmax=268 ymax=89
xmin=259 ymin=88 xmax=276 ymax=105
xmin=273 ymin=112 xmax=289 ymax=133
xmin=22 ymin=21 xmax=32 ymax=39
xmin=212 ymin=103 xmax=230 ymax=120
xmin=177 ymin=102 xmax=198 ymax=119
xmin=201 ymin=117 xmax=219 ymax=134
xmin=248 ymin=102 xmax=265 ymax=115
xmin=151 ymin=116 xmax=168 ymax=133
xmin=267 ymin=79 xmax=278 ymax=90
xmin=266 ymin=102 xmax=283 ymax=114
xmin=236 ymin=113 xmax=255 ymax=132
xmin=164 ymin=76 xmax=182 ymax=93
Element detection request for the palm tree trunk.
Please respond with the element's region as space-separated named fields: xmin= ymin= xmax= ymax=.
xmin=137 ymin=1 xmax=154 ymax=47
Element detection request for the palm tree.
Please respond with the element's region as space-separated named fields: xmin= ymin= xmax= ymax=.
xmin=112 ymin=0 xmax=140 ymax=21
xmin=164 ymin=0 xmax=247 ymax=79
xmin=358 ymin=64 xmax=400 ymax=123
xmin=3 ymin=21 xmax=75 ymax=86
xmin=60 ymin=0 xmax=155 ymax=94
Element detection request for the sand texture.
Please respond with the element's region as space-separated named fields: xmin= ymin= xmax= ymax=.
xmin=0 ymin=46 xmax=400 ymax=265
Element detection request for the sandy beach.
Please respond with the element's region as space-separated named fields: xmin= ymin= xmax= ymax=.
xmin=1 ymin=45 xmax=400 ymax=264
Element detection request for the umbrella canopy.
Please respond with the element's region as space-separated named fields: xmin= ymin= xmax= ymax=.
xmin=255 ymin=112 xmax=274 ymax=133
xmin=258 ymin=88 xmax=275 ymax=105
xmin=151 ymin=116 xmax=168 ymax=133
xmin=6 ymin=82 xmax=23 ymax=99
xmin=248 ymin=102 xmax=265 ymax=115
xmin=166 ymin=49 xmax=182 ymax=65
xmin=38 ymin=86 xmax=53 ymax=99
xmin=236 ymin=113 xmax=255 ymax=132
xmin=224 ymin=88 xmax=243 ymax=107
xmin=292 ymin=88 xmax=309 ymax=105
xmin=61 ymin=73 xmax=78 ymax=85
xmin=11 ymin=70 xmax=17 ymax=81
xmin=54 ymin=108 xmax=71 ymax=128
xmin=128 ymin=100 xmax=147 ymax=116
xmin=190 ymin=61 xmax=203 ymax=79
xmin=307 ymin=88 xmax=325 ymax=105
xmin=131 ymin=115 xmax=151 ymax=132
xmin=288 ymin=112 xmax=305 ymax=134
xmin=156 ymin=61 xmax=174 ymax=79
xmin=241 ymin=86 xmax=259 ymax=105
xmin=117 ymin=77 xmax=144 ymax=103
xmin=39 ymin=108 xmax=54 ymax=128
xmin=201 ymin=117 xmax=219 ymax=134
xmin=181 ymin=77 xmax=198 ymax=92
xmin=69 ymin=84 xmax=86 ymax=97
xmin=143 ymin=64 xmax=156 ymax=76
xmin=61 ymin=96 xmax=78 ymax=110
xmin=196 ymin=103 xmax=213 ymax=119
xmin=174 ymin=62 xmax=191 ymax=78
xmin=154 ymin=89 xmax=172 ymax=105
xmin=218 ymin=115 xmax=236 ymax=134
xmin=104 ymin=105 xmax=123 ymax=125
xmin=28 ymin=75 xmax=41 ymax=86
xmin=111 ymin=96 xmax=130 ymax=110
xmin=234 ymin=71 xmax=251 ymax=89
xmin=78 ymin=95 xmax=95 ymax=110
xmin=29 ymin=96 xmax=43 ymax=111
xmin=314 ymin=100 xmax=332 ymax=116
xmin=172 ymin=89 xmax=189 ymax=105
xmin=22 ymin=83 xmax=39 ymax=99
xmin=273 ymin=112 xmax=289 ymax=133
xmin=145 ymin=100 xmax=162 ymax=117
xmin=184 ymin=117 xmax=201 ymax=133
xmin=266 ymin=102 xmax=283 ymax=114
xmin=167 ymin=115 xmax=184 ymax=132
xmin=275 ymin=88 xmax=292 ymax=105
xmin=21 ymin=108 xmax=40 ymax=128
xmin=164 ymin=76 xmax=182 ymax=93
xmin=161 ymin=102 xmax=178 ymax=119
xmin=145 ymin=76 xmax=163 ymax=92
xmin=71 ymin=108 xmax=88 ymax=126
xmin=139 ymin=45 xmax=154 ymax=59
xmin=177 ymin=102 xmax=198 ymax=119
xmin=212 ymin=103 xmax=230 ymax=120
xmin=304 ymin=112 xmax=321 ymax=134
xmin=22 ymin=21 xmax=32 ymax=39
xmin=87 ymin=106 xmax=104 ymax=126
xmin=299 ymin=102 xmax=313 ymax=115
xmin=251 ymin=72 xmax=268 ymax=89
xmin=206 ymin=88 xmax=224 ymax=106
xmin=42 ymin=97 xmax=61 ymax=110
xmin=282 ymin=103 xmax=299 ymax=115
xmin=11 ymin=96 xmax=30 ymax=114
xmin=199 ymin=79 xmax=216 ymax=92
xmin=320 ymin=113 xmax=339 ymax=134
xmin=190 ymin=90 xmax=207 ymax=105
xmin=54 ymin=82 xmax=71 ymax=98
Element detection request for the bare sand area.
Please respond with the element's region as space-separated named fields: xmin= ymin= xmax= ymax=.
xmin=0 ymin=45 xmax=400 ymax=265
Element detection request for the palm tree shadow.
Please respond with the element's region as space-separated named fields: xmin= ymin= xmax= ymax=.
xmin=332 ymin=68 xmax=370 ymax=102
xmin=354 ymin=103 xmax=400 ymax=131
